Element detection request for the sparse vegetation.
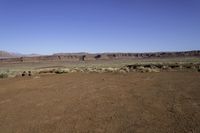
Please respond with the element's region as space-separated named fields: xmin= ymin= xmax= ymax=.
xmin=0 ymin=73 xmax=8 ymax=78
xmin=55 ymin=69 xmax=66 ymax=74
xmin=0 ymin=55 xmax=200 ymax=133
xmin=33 ymin=62 xmax=200 ymax=74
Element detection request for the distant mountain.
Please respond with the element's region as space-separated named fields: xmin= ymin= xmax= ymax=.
xmin=24 ymin=54 xmax=41 ymax=57
xmin=0 ymin=50 xmax=41 ymax=58
xmin=53 ymin=52 xmax=88 ymax=56
xmin=0 ymin=50 xmax=17 ymax=58
xmin=0 ymin=50 xmax=200 ymax=62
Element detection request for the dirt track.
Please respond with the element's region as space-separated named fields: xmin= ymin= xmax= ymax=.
xmin=0 ymin=72 xmax=200 ymax=133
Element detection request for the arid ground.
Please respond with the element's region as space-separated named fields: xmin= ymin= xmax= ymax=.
xmin=0 ymin=72 xmax=200 ymax=133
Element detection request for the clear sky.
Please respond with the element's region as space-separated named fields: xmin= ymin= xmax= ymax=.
xmin=0 ymin=0 xmax=200 ymax=54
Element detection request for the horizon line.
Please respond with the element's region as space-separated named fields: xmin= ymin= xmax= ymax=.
xmin=1 ymin=49 xmax=200 ymax=56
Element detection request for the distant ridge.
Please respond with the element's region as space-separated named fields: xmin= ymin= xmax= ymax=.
xmin=0 ymin=50 xmax=199 ymax=63
xmin=53 ymin=52 xmax=88 ymax=56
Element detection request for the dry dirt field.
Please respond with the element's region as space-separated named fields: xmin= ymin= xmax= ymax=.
xmin=0 ymin=72 xmax=200 ymax=133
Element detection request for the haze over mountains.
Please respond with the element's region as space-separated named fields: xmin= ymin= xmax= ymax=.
xmin=0 ymin=50 xmax=19 ymax=58
xmin=0 ymin=50 xmax=40 ymax=58
xmin=1 ymin=50 xmax=200 ymax=58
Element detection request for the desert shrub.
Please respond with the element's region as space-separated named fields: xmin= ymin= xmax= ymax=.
xmin=143 ymin=64 xmax=152 ymax=68
xmin=28 ymin=71 xmax=32 ymax=76
xmin=119 ymin=69 xmax=127 ymax=74
xmin=94 ymin=55 xmax=101 ymax=59
xmin=154 ymin=64 xmax=163 ymax=68
xmin=136 ymin=66 xmax=145 ymax=71
xmin=0 ymin=73 xmax=8 ymax=78
xmin=104 ymin=67 xmax=119 ymax=73
xmin=183 ymin=64 xmax=192 ymax=69
xmin=38 ymin=69 xmax=56 ymax=74
xmin=55 ymin=69 xmax=64 ymax=74
xmin=22 ymin=71 xmax=27 ymax=76
xmin=55 ymin=68 xmax=69 ymax=74
xmin=162 ymin=65 xmax=170 ymax=70
xmin=120 ymin=67 xmax=130 ymax=72
xmin=126 ymin=64 xmax=139 ymax=69
xmin=169 ymin=64 xmax=180 ymax=69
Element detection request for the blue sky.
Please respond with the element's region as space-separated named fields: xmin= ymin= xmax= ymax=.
xmin=0 ymin=0 xmax=200 ymax=54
